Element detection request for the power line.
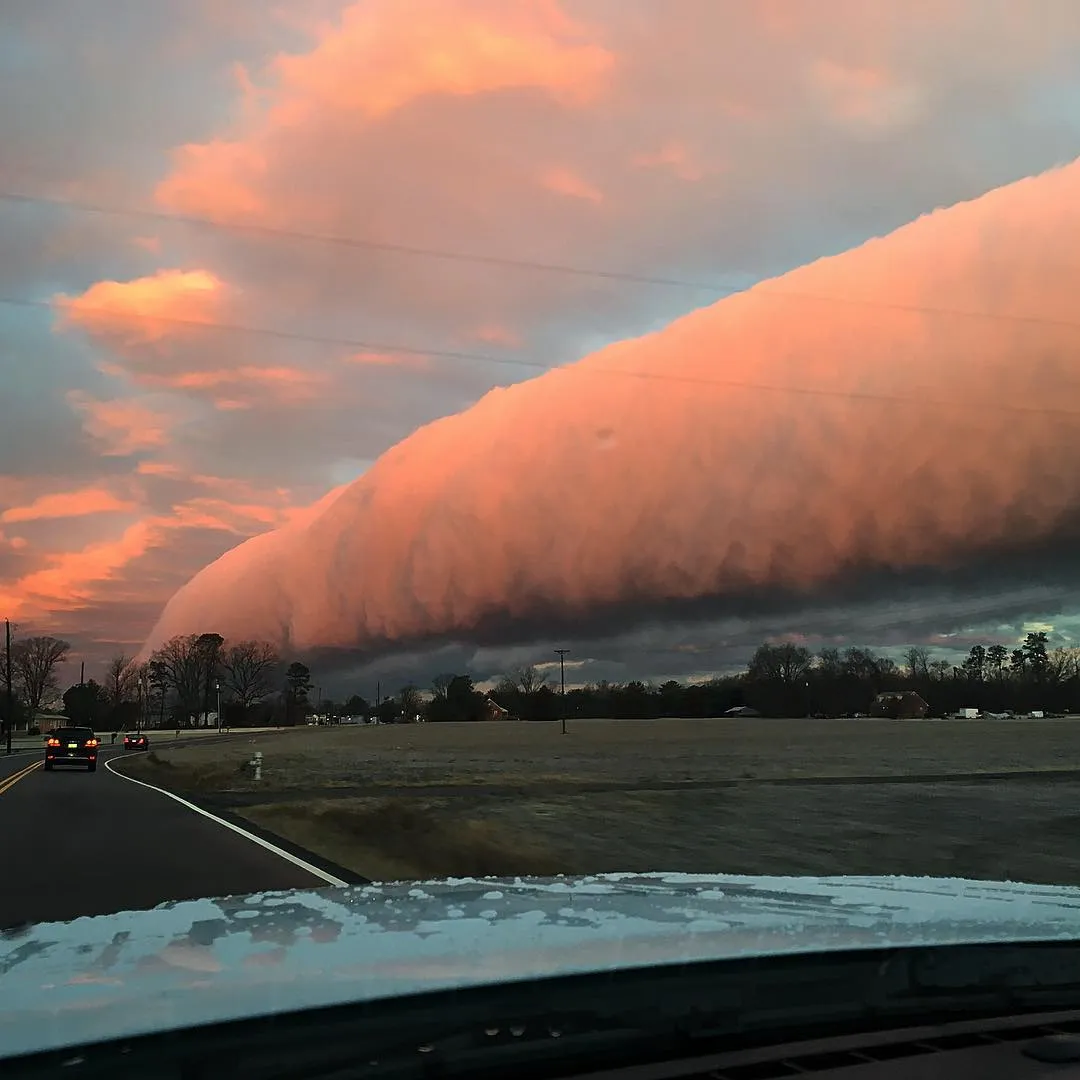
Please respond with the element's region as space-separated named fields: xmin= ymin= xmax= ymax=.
xmin=6 ymin=189 xmax=1080 ymax=334
xmin=3 ymin=292 xmax=1080 ymax=420
xmin=0 ymin=190 xmax=725 ymax=292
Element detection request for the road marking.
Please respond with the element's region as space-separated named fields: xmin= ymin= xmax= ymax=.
xmin=0 ymin=759 xmax=42 ymax=795
xmin=1 ymin=750 xmax=41 ymax=762
xmin=104 ymin=754 xmax=347 ymax=887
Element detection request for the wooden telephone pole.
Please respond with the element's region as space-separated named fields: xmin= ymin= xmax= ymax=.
xmin=5 ymin=619 xmax=13 ymax=755
xmin=554 ymin=649 xmax=569 ymax=735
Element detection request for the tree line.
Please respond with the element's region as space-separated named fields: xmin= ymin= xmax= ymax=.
xmin=127 ymin=633 xmax=316 ymax=729
xmin=0 ymin=631 xmax=311 ymax=733
xmin=3 ymin=627 xmax=1076 ymax=735
xmin=736 ymin=632 xmax=1079 ymax=718
xmin=369 ymin=632 xmax=1080 ymax=723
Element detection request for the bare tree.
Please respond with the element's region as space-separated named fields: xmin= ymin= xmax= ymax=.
xmin=1047 ymin=646 xmax=1080 ymax=684
xmin=904 ymin=647 xmax=931 ymax=680
xmin=15 ymin=636 xmax=70 ymax=718
xmin=220 ymin=640 xmax=281 ymax=708
xmin=150 ymin=635 xmax=205 ymax=721
xmin=104 ymin=652 xmax=138 ymax=704
xmin=431 ymin=673 xmax=454 ymax=700
xmin=513 ymin=665 xmax=549 ymax=696
xmin=749 ymin=643 xmax=813 ymax=684
xmin=814 ymin=648 xmax=844 ymax=680
xmin=929 ymin=658 xmax=952 ymax=680
xmin=398 ymin=685 xmax=423 ymax=723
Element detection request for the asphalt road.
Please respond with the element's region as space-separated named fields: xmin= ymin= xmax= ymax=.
xmin=0 ymin=741 xmax=335 ymax=929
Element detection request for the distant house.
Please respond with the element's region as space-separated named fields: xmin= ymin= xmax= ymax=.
xmin=870 ymin=691 xmax=929 ymax=719
xmin=482 ymin=696 xmax=513 ymax=721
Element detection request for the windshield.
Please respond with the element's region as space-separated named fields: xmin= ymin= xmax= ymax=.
xmin=3 ymin=0 xmax=1080 ymax=1057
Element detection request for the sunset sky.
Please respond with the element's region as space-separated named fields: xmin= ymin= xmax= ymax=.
xmin=4 ymin=1 xmax=1080 ymax=692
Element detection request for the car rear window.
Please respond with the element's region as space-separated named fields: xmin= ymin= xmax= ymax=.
xmin=53 ymin=728 xmax=94 ymax=741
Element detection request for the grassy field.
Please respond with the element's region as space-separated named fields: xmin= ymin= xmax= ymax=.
xmin=116 ymin=718 xmax=1080 ymax=886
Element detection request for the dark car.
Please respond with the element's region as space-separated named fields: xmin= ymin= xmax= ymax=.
xmin=44 ymin=726 xmax=99 ymax=771
xmin=124 ymin=732 xmax=150 ymax=751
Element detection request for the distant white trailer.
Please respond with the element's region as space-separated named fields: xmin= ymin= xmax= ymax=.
xmin=959 ymin=707 xmax=979 ymax=719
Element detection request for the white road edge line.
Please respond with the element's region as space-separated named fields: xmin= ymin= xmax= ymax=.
xmin=104 ymin=753 xmax=348 ymax=887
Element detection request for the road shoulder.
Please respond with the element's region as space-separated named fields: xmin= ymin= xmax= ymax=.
xmin=106 ymin=754 xmax=366 ymax=886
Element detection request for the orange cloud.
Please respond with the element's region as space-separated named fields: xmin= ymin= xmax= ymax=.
xmin=155 ymin=0 xmax=614 ymax=223
xmin=143 ymin=157 xmax=1080 ymax=654
xmin=166 ymin=365 xmax=320 ymax=390
xmin=56 ymin=269 xmax=225 ymax=345
xmin=135 ymin=464 xmax=294 ymax=505
xmin=269 ymin=0 xmax=613 ymax=122
xmin=67 ymin=392 xmax=174 ymax=455
xmin=0 ymin=479 xmax=301 ymax=629
xmin=160 ymin=364 xmax=328 ymax=409
xmin=0 ymin=520 xmax=160 ymax=617
xmin=474 ymin=324 xmax=522 ymax=347
xmin=540 ymin=166 xmax=604 ymax=203
xmin=155 ymin=140 xmax=268 ymax=220
xmin=171 ymin=499 xmax=283 ymax=532
xmin=1 ymin=487 xmax=136 ymax=524
xmin=55 ymin=270 xmax=323 ymax=411
xmin=135 ymin=461 xmax=183 ymax=478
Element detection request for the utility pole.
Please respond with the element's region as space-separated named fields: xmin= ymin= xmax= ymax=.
xmin=80 ymin=660 xmax=85 ymax=685
xmin=554 ymin=649 xmax=569 ymax=735
xmin=4 ymin=619 xmax=12 ymax=755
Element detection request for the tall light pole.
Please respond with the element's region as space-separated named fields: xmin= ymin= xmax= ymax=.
xmin=216 ymin=681 xmax=222 ymax=733
xmin=4 ymin=619 xmax=12 ymax=755
xmin=554 ymin=649 xmax=569 ymax=735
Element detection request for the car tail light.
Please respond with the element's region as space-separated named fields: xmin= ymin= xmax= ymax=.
xmin=47 ymin=738 xmax=60 ymax=747
xmin=86 ymin=739 xmax=99 ymax=747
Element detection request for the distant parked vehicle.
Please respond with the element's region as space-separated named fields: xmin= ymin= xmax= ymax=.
xmin=124 ymin=732 xmax=150 ymax=751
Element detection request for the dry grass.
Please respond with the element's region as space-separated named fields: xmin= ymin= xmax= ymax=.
xmin=242 ymin=798 xmax=564 ymax=881
xmin=116 ymin=718 xmax=1080 ymax=885
xmin=119 ymin=717 xmax=1080 ymax=791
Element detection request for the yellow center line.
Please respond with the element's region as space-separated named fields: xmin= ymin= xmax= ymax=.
xmin=0 ymin=758 xmax=43 ymax=796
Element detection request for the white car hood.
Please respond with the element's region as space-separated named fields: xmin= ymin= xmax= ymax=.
xmin=3 ymin=873 xmax=1080 ymax=1059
